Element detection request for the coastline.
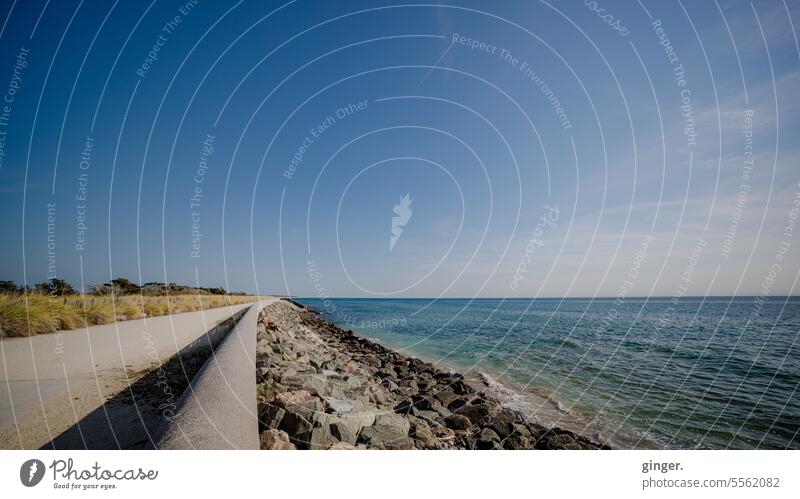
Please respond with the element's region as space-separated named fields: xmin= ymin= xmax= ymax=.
xmin=319 ymin=310 xmax=637 ymax=449
xmin=299 ymin=299 xmax=669 ymax=449
xmin=355 ymin=330 xmax=646 ymax=450
xmin=256 ymin=299 xmax=609 ymax=449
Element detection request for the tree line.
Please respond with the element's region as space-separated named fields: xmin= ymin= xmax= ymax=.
xmin=0 ymin=277 xmax=241 ymax=296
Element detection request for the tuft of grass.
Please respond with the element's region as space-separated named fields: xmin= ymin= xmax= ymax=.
xmin=0 ymin=294 xmax=59 ymax=336
xmin=0 ymin=292 xmax=262 ymax=338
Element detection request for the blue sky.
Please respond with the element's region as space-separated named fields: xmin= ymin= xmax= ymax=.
xmin=0 ymin=0 xmax=798 ymax=298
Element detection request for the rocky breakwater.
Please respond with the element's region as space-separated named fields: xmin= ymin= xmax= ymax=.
xmin=256 ymin=300 xmax=608 ymax=450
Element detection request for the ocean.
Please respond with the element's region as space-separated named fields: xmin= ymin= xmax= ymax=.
xmin=296 ymin=297 xmax=800 ymax=449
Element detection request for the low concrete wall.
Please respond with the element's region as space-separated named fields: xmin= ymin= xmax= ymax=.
xmin=156 ymin=301 xmax=266 ymax=449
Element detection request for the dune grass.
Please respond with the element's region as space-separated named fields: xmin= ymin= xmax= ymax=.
xmin=0 ymin=293 xmax=262 ymax=338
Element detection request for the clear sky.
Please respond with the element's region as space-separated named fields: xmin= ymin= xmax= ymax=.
xmin=0 ymin=0 xmax=798 ymax=298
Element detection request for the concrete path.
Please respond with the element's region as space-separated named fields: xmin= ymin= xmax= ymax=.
xmin=0 ymin=303 xmax=252 ymax=449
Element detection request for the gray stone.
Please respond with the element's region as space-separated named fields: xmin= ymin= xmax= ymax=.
xmin=302 ymin=426 xmax=340 ymax=450
xmin=330 ymin=421 xmax=358 ymax=445
xmin=358 ymin=425 xmax=415 ymax=449
xmin=374 ymin=412 xmax=411 ymax=435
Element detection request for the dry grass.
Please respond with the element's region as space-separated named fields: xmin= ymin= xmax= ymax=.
xmin=0 ymin=293 xmax=263 ymax=338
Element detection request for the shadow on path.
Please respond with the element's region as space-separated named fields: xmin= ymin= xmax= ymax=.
xmin=42 ymin=308 xmax=248 ymax=450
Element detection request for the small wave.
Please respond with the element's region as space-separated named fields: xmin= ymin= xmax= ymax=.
xmin=478 ymin=371 xmax=570 ymax=416
xmin=621 ymin=339 xmax=677 ymax=356
xmin=555 ymin=338 xmax=580 ymax=349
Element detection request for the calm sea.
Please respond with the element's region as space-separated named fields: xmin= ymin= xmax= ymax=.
xmin=296 ymin=297 xmax=800 ymax=449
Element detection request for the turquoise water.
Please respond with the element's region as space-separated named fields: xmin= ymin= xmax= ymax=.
xmin=297 ymin=297 xmax=800 ymax=449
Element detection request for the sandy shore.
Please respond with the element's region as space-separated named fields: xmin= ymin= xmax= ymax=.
xmin=257 ymin=300 xmax=608 ymax=449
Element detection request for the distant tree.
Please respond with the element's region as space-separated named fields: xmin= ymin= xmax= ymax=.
xmin=35 ymin=278 xmax=76 ymax=295
xmin=0 ymin=281 xmax=19 ymax=293
xmin=89 ymin=284 xmax=113 ymax=295
xmin=109 ymin=278 xmax=141 ymax=294
xmin=201 ymin=287 xmax=227 ymax=295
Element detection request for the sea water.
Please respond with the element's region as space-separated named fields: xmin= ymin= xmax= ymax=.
xmin=297 ymin=297 xmax=800 ymax=449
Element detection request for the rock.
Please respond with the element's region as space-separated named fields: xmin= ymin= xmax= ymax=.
xmin=489 ymin=410 xmax=516 ymax=438
xmin=512 ymin=423 xmax=532 ymax=438
xmin=255 ymin=301 xmax=608 ymax=452
xmin=302 ymin=426 xmax=340 ymax=450
xmin=395 ymin=395 xmax=435 ymax=414
xmin=324 ymin=396 xmax=361 ymax=413
xmin=458 ymin=403 xmax=491 ymax=425
xmin=476 ymin=438 xmax=503 ymax=450
xmin=433 ymin=389 xmax=460 ymax=408
xmin=301 ymin=374 xmax=331 ymax=396
xmin=328 ymin=442 xmax=357 ymax=450
xmin=260 ymin=429 xmax=296 ymax=450
xmin=480 ymin=428 xmax=500 ymax=441
xmin=330 ymin=421 xmax=358 ymax=445
xmin=431 ymin=404 xmax=451 ymax=419
xmin=278 ymin=411 xmax=313 ymax=438
xmin=409 ymin=418 xmax=438 ymax=449
xmin=447 ymin=398 xmax=468 ymax=412
xmin=376 ymin=366 xmax=397 ymax=379
xmin=274 ymin=390 xmax=325 ymax=419
xmin=450 ymin=379 xmax=472 ymax=395
xmin=502 ymin=435 xmax=530 ymax=450
xmin=380 ymin=378 xmax=400 ymax=392
xmin=358 ymin=425 xmax=415 ymax=449
xmin=374 ymin=412 xmax=411 ymax=436
xmin=259 ymin=403 xmax=285 ymax=430
xmin=256 ymin=339 xmax=274 ymax=356
xmin=443 ymin=414 xmax=471 ymax=431
xmin=535 ymin=431 xmax=583 ymax=450
xmin=412 ymin=409 xmax=441 ymax=421
xmin=323 ymin=398 xmax=379 ymax=429
xmin=363 ymin=355 xmax=381 ymax=368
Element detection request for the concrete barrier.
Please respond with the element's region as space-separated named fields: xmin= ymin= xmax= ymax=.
xmin=156 ymin=300 xmax=269 ymax=449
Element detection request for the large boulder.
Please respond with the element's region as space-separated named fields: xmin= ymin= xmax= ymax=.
xmin=374 ymin=412 xmax=411 ymax=436
xmin=322 ymin=398 xmax=379 ymax=429
xmin=358 ymin=425 xmax=415 ymax=450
